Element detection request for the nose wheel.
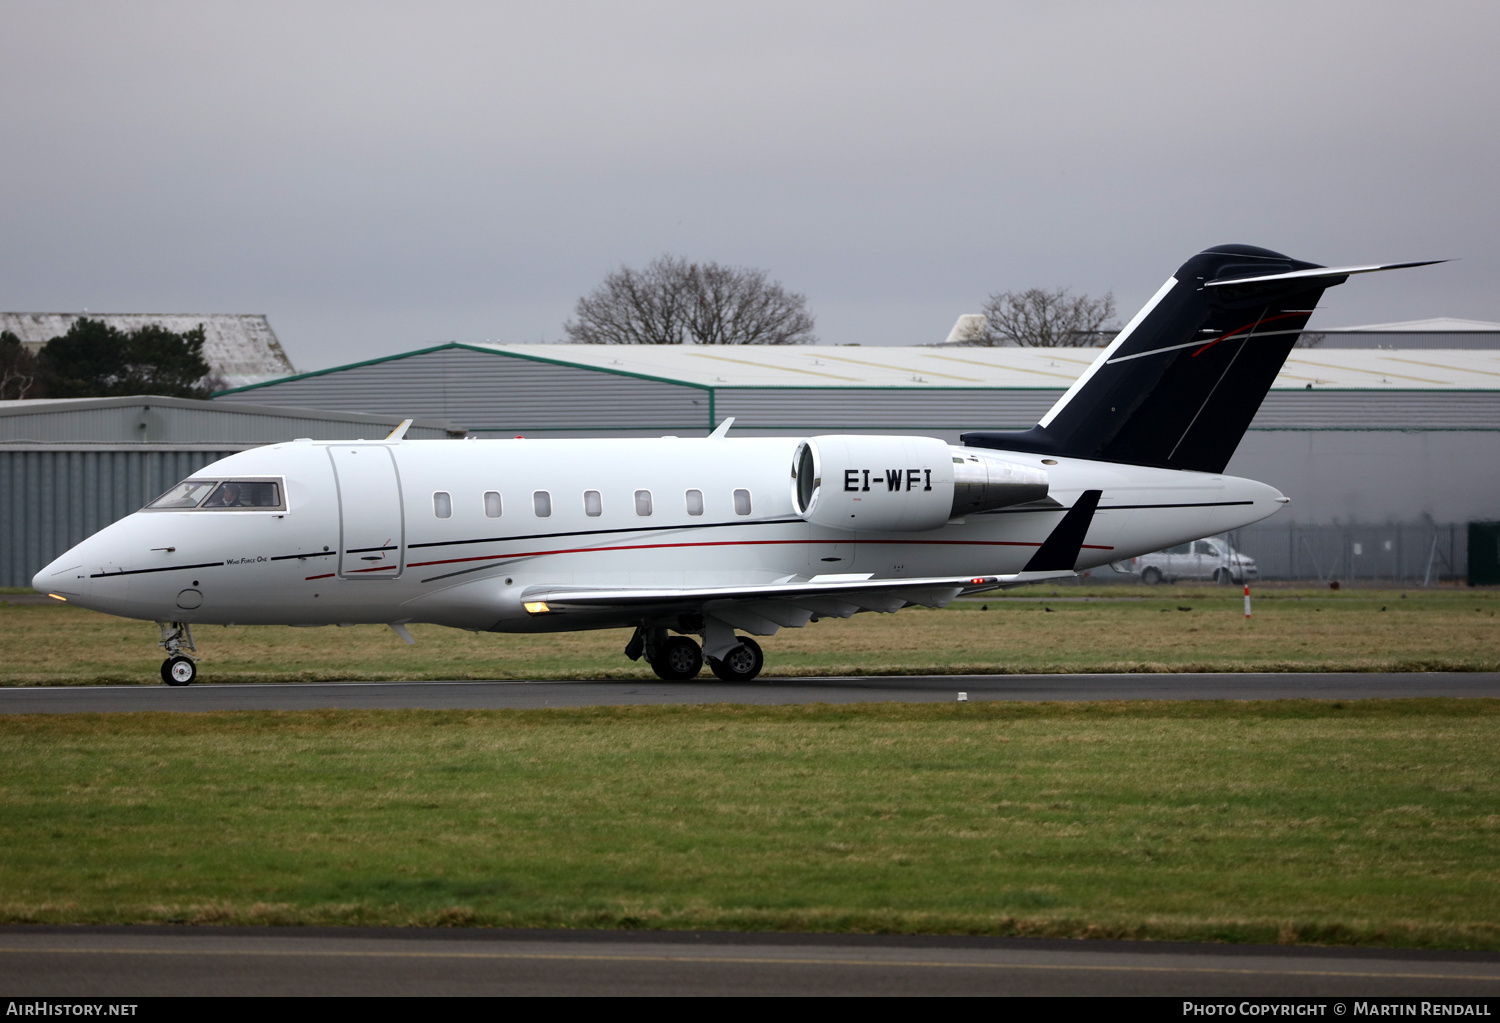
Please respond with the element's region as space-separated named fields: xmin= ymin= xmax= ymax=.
xmin=161 ymin=655 xmax=198 ymax=686
xmin=156 ymin=621 xmax=199 ymax=686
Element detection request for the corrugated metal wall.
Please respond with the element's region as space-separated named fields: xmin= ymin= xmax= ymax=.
xmin=1 ymin=448 xmax=238 ymax=587
xmin=215 ymin=347 xmax=712 ymax=431
xmin=1250 ymin=391 xmax=1500 ymax=429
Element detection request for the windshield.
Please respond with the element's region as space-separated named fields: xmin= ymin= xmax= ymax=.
xmin=147 ymin=480 xmax=218 ymax=509
xmin=146 ymin=478 xmax=284 ymax=511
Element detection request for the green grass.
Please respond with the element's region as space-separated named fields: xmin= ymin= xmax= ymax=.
xmin=2 ymin=701 xmax=1497 ymax=948
xmin=3 ymin=585 xmax=1497 ymax=685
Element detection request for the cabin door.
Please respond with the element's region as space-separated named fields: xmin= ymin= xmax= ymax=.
xmin=329 ymin=445 xmax=405 ymax=579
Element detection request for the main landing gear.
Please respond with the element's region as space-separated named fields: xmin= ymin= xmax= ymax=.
xmin=157 ymin=621 xmax=199 ymax=686
xmin=625 ymin=627 xmax=765 ymax=682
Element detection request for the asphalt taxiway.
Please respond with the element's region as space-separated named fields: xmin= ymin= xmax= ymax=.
xmin=1 ymin=671 xmax=1496 ymax=713
xmin=3 ymin=927 xmax=1498 ymax=996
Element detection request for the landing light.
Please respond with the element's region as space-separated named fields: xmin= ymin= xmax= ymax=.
xmin=48 ymin=593 xmax=66 ymax=602
xmin=523 ymin=601 xmax=551 ymax=614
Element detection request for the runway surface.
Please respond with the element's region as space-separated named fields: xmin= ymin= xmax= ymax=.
xmin=3 ymin=926 xmax=1498 ymax=996
xmin=2 ymin=672 xmax=1497 ymax=713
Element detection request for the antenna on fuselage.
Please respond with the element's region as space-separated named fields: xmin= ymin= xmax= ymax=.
xmin=385 ymin=419 xmax=414 ymax=441
xmin=708 ymin=417 xmax=735 ymax=439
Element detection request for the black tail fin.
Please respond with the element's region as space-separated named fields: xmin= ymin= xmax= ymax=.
xmin=962 ymin=244 xmax=1440 ymax=473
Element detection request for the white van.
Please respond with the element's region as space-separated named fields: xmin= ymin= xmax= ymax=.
xmin=1117 ymin=536 xmax=1258 ymax=585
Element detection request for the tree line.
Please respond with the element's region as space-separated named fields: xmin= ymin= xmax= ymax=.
xmin=0 ymin=318 xmax=219 ymax=401
xmin=565 ymin=255 xmax=1120 ymax=347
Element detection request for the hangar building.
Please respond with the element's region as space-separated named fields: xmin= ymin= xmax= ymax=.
xmin=212 ymin=342 xmax=1500 ymax=528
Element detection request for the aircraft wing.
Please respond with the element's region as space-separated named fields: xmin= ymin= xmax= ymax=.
xmin=520 ymin=570 xmax=1075 ymax=621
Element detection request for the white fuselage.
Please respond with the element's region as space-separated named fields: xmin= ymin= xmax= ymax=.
xmin=35 ymin=435 xmax=1287 ymax=632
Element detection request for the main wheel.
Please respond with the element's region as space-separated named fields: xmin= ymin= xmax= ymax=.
xmin=650 ymin=636 xmax=703 ymax=681
xmin=161 ymin=655 xmax=197 ymax=686
xmin=1140 ymin=567 xmax=1163 ymax=586
xmin=709 ymin=637 xmax=764 ymax=682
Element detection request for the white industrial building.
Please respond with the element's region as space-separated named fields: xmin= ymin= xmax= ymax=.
xmin=2 ymin=312 xmax=295 ymax=389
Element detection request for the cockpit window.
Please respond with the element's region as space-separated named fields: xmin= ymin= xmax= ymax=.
xmin=148 ymin=480 xmax=218 ymax=509
xmin=202 ymin=480 xmax=282 ymax=509
xmin=147 ymin=478 xmax=283 ymax=510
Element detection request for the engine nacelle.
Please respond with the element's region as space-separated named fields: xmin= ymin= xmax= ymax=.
xmin=790 ymin=436 xmax=1049 ymax=532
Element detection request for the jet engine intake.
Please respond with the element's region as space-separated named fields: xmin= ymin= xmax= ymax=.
xmin=791 ymin=436 xmax=1047 ymax=532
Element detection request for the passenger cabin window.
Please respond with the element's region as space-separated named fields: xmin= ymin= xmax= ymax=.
xmin=584 ymin=490 xmax=602 ymax=517
xmin=433 ymin=492 xmax=452 ymax=518
xmin=533 ymin=491 xmax=552 ymax=517
xmin=634 ymin=490 xmax=653 ymax=516
xmin=733 ymin=488 xmax=752 ymax=516
xmin=484 ymin=491 xmax=502 ymax=518
xmin=147 ymin=478 xmax=284 ymax=511
xmin=685 ymin=489 xmax=704 ymax=516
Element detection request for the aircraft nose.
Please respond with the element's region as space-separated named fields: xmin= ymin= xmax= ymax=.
xmin=32 ymin=548 xmax=91 ymax=600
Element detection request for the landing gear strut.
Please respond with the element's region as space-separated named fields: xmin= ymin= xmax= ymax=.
xmin=157 ymin=621 xmax=199 ymax=686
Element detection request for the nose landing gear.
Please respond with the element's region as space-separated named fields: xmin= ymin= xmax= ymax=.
xmin=157 ymin=622 xmax=199 ymax=686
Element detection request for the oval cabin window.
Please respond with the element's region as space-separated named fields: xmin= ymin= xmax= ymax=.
xmin=584 ymin=490 xmax=602 ymax=517
xmin=685 ymin=489 xmax=704 ymax=516
xmin=634 ymin=490 xmax=653 ymax=516
xmin=533 ymin=491 xmax=552 ymax=517
xmin=484 ymin=491 xmax=502 ymax=518
xmin=433 ymin=492 xmax=452 ymax=519
xmin=733 ymin=488 xmax=752 ymax=516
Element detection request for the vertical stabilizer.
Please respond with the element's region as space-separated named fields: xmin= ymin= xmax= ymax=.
xmin=962 ymin=245 xmax=1439 ymax=473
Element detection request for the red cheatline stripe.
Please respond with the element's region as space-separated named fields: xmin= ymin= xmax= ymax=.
xmin=405 ymin=536 xmax=1112 ymax=570
xmin=1192 ymin=311 xmax=1310 ymax=357
xmin=304 ymin=573 xmax=335 ymax=581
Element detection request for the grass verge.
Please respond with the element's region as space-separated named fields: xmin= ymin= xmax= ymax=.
xmin=3 ymin=586 xmax=1497 ymax=685
xmin=2 ymin=700 xmax=1497 ymax=948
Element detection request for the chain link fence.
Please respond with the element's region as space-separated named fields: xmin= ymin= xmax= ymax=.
xmin=1223 ymin=522 xmax=1467 ymax=584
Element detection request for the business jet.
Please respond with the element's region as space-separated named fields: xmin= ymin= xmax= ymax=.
xmin=34 ymin=244 xmax=1436 ymax=685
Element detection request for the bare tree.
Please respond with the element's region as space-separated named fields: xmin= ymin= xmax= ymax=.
xmin=964 ymin=287 xmax=1117 ymax=347
xmin=565 ymin=256 xmax=816 ymax=345
xmin=1295 ymin=331 xmax=1325 ymax=348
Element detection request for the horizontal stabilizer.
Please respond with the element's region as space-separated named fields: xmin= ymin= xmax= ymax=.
xmin=1203 ymin=259 xmax=1445 ymax=289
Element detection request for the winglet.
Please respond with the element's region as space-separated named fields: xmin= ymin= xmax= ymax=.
xmin=1023 ymin=490 xmax=1102 ymax=572
xmin=385 ymin=419 xmax=414 ymax=441
xmin=708 ymin=417 xmax=735 ymax=439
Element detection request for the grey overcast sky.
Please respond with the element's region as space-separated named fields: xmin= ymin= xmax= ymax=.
xmin=3 ymin=1 xmax=1497 ymax=370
